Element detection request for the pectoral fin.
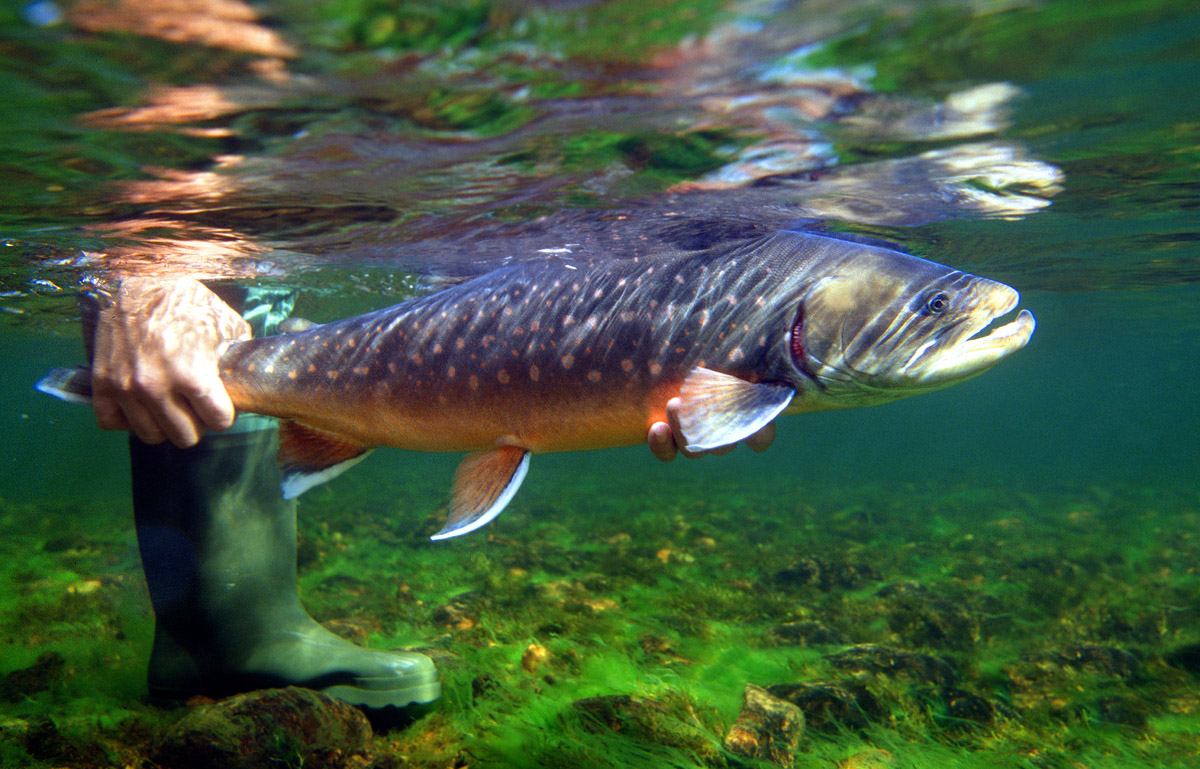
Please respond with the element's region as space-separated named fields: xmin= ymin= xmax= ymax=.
xmin=677 ymin=367 xmax=794 ymax=452
xmin=278 ymin=419 xmax=373 ymax=499
xmin=432 ymin=445 xmax=530 ymax=541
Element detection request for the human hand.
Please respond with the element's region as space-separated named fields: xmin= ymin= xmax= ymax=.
xmin=91 ymin=277 xmax=251 ymax=448
xmin=647 ymin=396 xmax=775 ymax=462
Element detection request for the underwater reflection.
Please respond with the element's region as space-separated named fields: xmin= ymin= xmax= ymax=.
xmin=62 ymin=0 xmax=1063 ymax=286
xmin=68 ymin=0 xmax=297 ymax=58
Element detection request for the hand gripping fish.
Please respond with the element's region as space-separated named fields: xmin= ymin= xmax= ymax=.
xmin=40 ymin=230 xmax=1034 ymax=540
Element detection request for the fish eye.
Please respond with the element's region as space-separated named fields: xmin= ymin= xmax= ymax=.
xmin=925 ymin=293 xmax=950 ymax=315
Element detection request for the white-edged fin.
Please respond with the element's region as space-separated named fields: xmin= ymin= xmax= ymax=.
xmin=677 ymin=367 xmax=794 ymax=452
xmin=36 ymin=366 xmax=94 ymax=405
xmin=432 ymin=446 xmax=530 ymax=541
xmin=277 ymin=419 xmax=374 ymax=499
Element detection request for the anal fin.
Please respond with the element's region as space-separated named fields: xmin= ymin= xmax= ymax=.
xmin=278 ymin=419 xmax=373 ymax=499
xmin=677 ymin=367 xmax=794 ymax=452
xmin=432 ymin=446 xmax=530 ymax=541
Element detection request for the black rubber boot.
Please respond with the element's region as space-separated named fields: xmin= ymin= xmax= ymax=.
xmin=130 ymin=420 xmax=440 ymax=713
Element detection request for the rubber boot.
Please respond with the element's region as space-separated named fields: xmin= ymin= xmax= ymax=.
xmin=130 ymin=419 xmax=440 ymax=713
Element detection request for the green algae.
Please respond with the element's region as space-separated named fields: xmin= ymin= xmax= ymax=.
xmin=3 ymin=465 xmax=1198 ymax=767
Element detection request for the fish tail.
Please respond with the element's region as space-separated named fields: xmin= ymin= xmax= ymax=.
xmin=37 ymin=366 xmax=93 ymax=405
xmin=35 ymin=289 xmax=106 ymax=406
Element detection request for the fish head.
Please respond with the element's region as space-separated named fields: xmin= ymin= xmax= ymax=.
xmin=790 ymin=248 xmax=1035 ymax=406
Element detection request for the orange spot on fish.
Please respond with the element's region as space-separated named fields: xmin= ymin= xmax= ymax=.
xmin=287 ymin=370 xmax=297 ymax=380
xmin=728 ymin=348 xmax=744 ymax=363
xmin=456 ymin=338 xmax=465 ymax=350
xmin=448 ymin=366 xmax=456 ymax=378
xmin=469 ymin=375 xmax=479 ymax=390
xmin=498 ymin=370 xmax=510 ymax=384
xmin=529 ymin=365 xmax=539 ymax=382
xmin=587 ymin=370 xmax=602 ymax=383
xmin=621 ymin=359 xmax=634 ymax=373
xmin=433 ymin=343 xmax=443 ymax=354
xmin=649 ymin=362 xmax=663 ymax=376
xmin=561 ymin=354 xmax=574 ymax=369
xmin=327 ymin=370 xmax=338 ymax=380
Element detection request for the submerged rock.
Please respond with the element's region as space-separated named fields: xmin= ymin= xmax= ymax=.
xmin=1165 ymin=642 xmax=1200 ymax=676
xmin=154 ymin=687 xmax=372 ymax=769
xmin=828 ymin=644 xmax=957 ymax=687
xmin=766 ymin=680 xmax=884 ymax=732
xmin=876 ymin=582 xmax=979 ymax=651
xmin=1050 ymin=644 xmax=1142 ymax=679
xmin=939 ymin=687 xmax=997 ymax=728
xmin=766 ymin=620 xmax=846 ymax=647
xmin=773 ymin=557 xmax=880 ymax=591
xmin=723 ymin=684 xmax=805 ymax=768
xmin=0 ymin=651 xmax=65 ymax=702
xmin=571 ymin=694 xmax=723 ymax=767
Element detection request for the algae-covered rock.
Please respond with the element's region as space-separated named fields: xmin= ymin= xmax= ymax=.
xmin=828 ymin=644 xmax=957 ymax=687
xmin=766 ymin=620 xmax=846 ymax=647
xmin=766 ymin=680 xmax=885 ymax=732
xmin=0 ymin=651 xmax=65 ymax=702
xmin=723 ymin=684 xmax=805 ymax=768
xmin=154 ymin=687 xmax=372 ymax=769
xmin=571 ymin=694 xmax=724 ymax=767
xmin=1165 ymin=642 xmax=1200 ymax=676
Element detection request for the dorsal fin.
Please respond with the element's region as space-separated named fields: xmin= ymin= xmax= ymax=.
xmin=676 ymin=367 xmax=794 ymax=452
xmin=278 ymin=420 xmax=373 ymax=499
xmin=432 ymin=446 xmax=530 ymax=541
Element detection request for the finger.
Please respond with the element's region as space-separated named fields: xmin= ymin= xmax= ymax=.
xmin=152 ymin=394 xmax=205 ymax=448
xmin=180 ymin=374 xmax=237 ymax=432
xmin=647 ymin=422 xmax=678 ymax=462
xmin=708 ymin=443 xmax=736 ymax=456
xmin=665 ymin=397 xmax=704 ymax=459
xmin=92 ymin=393 xmax=131 ymax=432
xmin=117 ymin=396 xmax=167 ymax=445
xmin=744 ymin=421 xmax=776 ymax=453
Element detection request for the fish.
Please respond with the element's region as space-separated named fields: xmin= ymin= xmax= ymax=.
xmin=39 ymin=230 xmax=1035 ymax=540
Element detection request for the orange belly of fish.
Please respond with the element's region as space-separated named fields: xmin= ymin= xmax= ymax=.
xmin=229 ymin=380 xmax=679 ymax=454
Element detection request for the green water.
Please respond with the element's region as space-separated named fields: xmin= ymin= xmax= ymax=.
xmin=2 ymin=0 xmax=1199 ymax=767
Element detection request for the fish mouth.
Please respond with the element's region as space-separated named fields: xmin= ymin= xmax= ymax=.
xmin=912 ymin=289 xmax=1036 ymax=384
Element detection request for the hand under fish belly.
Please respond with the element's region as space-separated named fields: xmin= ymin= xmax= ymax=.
xmin=39 ymin=230 xmax=1034 ymax=540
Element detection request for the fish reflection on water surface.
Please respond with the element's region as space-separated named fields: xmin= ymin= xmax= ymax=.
xmin=42 ymin=230 xmax=1034 ymax=540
